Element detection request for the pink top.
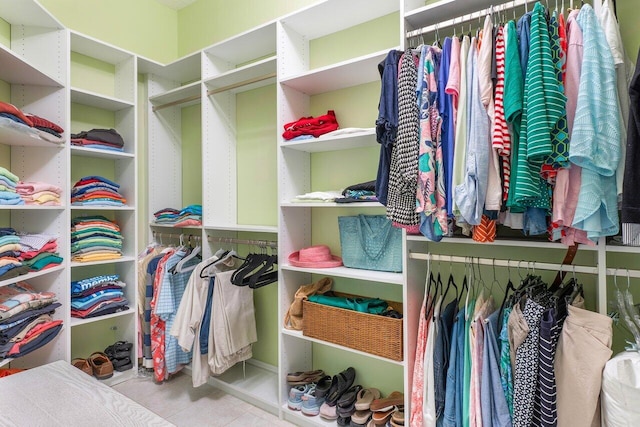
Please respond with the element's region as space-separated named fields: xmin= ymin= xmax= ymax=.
xmin=446 ymin=36 xmax=461 ymax=127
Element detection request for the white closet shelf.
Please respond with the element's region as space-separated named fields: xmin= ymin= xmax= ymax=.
xmin=71 ymin=206 xmax=135 ymax=211
xmin=279 ymin=49 xmax=392 ymax=95
xmin=70 ymin=31 xmax=134 ymax=66
xmin=0 ymin=357 xmax=13 ymax=368
xmin=149 ymin=81 xmax=201 ymax=109
xmin=0 ymin=43 xmax=64 ymax=87
xmin=70 ymin=256 xmax=135 ymax=268
xmin=0 ymin=125 xmax=65 ymax=148
xmin=203 ymin=224 xmax=278 ymax=233
xmin=70 ymin=87 xmax=134 ymax=111
xmin=280 ymin=128 xmax=377 ymax=152
xmin=0 ymin=264 xmax=65 ymax=289
xmin=406 ymin=234 xmax=600 ymax=251
xmin=0 ymin=0 xmax=63 ymax=28
xmin=138 ymin=52 xmax=201 ymax=84
xmin=69 ymin=307 xmax=135 ymax=328
xmin=150 ymin=223 xmax=203 ymax=231
xmin=280 ymin=264 xmax=403 ymax=285
xmin=404 ymin=0 xmax=505 ymax=29
xmin=202 ymin=21 xmax=277 ymax=70
xmin=0 ymin=205 xmax=65 ymax=210
xmin=282 ymin=405 xmax=337 ymax=427
xmin=203 ymin=359 xmax=279 ymax=415
xmin=101 ymin=368 xmax=137 ymax=387
xmin=70 ymin=146 xmax=134 ymax=159
xmin=282 ymin=329 xmax=404 ymax=366
xmin=280 ymin=201 xmax=384 ymax=208
xmin=204 ymin=56 xmax=276 ymax=95
xmin=604 ymin=244 xmax=640 ymax=254
xmin=279 ymin=0 xmax=398 ymax=40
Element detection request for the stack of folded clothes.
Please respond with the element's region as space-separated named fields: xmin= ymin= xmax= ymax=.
xmin=70 ymin=128 xmax=125 ymax=152
xmin=17 ymin=181 xmax=63 ymax=206
xmin=335 ymin=180 xmax=378 ymax=204
xmin=0 ymin=281 xmax=62 ymax=360
xmin=0 ymin=101 xmax=64 ymax=145
xmin=17 ymin=233 xmax=62 ymax=272
xmin=71 ymin=215 xmax=123 ymax=262
xmin=71 ymin=274 xmax=128 ymax=319
xmin=152 ymin=204 xmax=202 ymax=227
xmin=71 ymin=176 xmax=126 ymax=207
xmin=0 ymin=167 xmax=23 ymax=206
xmin=0 ymin=229 xmax=29 ymax=280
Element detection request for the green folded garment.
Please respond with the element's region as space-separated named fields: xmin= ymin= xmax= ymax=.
xmin=307 ymin=295 xmax=389 ymax=314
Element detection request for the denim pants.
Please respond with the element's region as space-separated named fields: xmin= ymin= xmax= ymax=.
xmin=435 ymin=299 xmax=458 ymax=425
xmin=481 ymin=311 xmax=513 ymax=427
xmin=443 ymin=308 xmax=466 ymax=427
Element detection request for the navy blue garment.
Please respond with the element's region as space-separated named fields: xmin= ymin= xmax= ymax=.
xmin=435 ymin=298 xmax=458 ymax=426
xmin=517 ymin=11 xmax=533 ymax=80
xmin=0 ymin=302 xmax=60 ymax=327
xmin=375 ymin=49 xmax=402 ymax=206
xmin=438 ymin=37 xmax=455 ymax=217
xmin=199 ymin=277 xmax=215 ymax=355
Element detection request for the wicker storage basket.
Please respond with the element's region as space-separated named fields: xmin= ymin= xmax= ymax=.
xmin=302 ymin=292 xmax=403 ymax=361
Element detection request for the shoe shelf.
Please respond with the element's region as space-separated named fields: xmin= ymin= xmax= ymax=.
xmin=282 ymin=329 xmax=404 ymax=366
xmin=69 ymin=307 xmax=136 ymax=328
xmin=281 ymin=404 xmax=337 ymax=427
xmin=101 ymin=367 xmax=137 ymax=387
xmin=0 ymin=265 xmax=65 ymax=289
xmin=202 ymin=359 xmax=280 ymax=416
xmin=280 ymin=264 xmax=403 ymax=285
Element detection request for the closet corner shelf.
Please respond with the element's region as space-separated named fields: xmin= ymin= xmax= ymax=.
xmin=202 ymin=20 xmax=276 ymax=68
xmin=280 ymin=201 xmax=384 ymax=209
xmin=70 ymin=87 xmax=134 ymax=111
xmin=204 ymin=224 xmax=278 ymax=234
xmin=0 ymin=125 xmax=65 ymax=148
xmin=204 ymin=56 xmax=276 ymax=95
xmin=278 ymin=49 xmax=393 ymax=95
xmin=405 ymin=234 xmax=600 ymax=251
xmin=404 ymin=0 xmax=498 ymax=28
xmin=69 ymin=307 xmax=135 ymax=328
xmin=0 ymin=43 xmax=64 ymax=87
xmin=282 ymin=404 xmax=337 ymax=426
xmin=280 ymin=264 xmax=403 ymax=285
xmin=70 ymin=205 xmax=135 ymax=211
xmin=149 ymin=81 xmax=201 ymax=110
xmin=138 ymin=51 xmax=201 ymax=84
xmin=70 ymin=146 xmax=134 ymax=160
xmin=282 ymin=329 xmax=404 ymax=366
xmin=70 ymin=30 xmax=134 ymax=66
xmin=0 ymin=205 xmax=65 ymax=210
xmin=0 ymin=264 xmax=65 ymax=289
xmin=70 ymin=256 xmax=135 ymax=268
xmin=203 ymin=359 xmax=279 ymax=415
xmin=280 ymin=128 xmax=376 ymax=152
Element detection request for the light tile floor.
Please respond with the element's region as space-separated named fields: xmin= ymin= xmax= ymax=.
xmin=113 ymin=371 xmax=297 ymax=426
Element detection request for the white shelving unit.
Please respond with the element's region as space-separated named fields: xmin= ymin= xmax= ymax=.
xmin=67 ymin=30 xmax=138 ymax=385
xmin=0 ymin=0 xmax=70 ymax=370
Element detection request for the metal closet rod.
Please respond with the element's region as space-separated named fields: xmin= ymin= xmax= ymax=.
xmin=406 ymin=0 xmax=530 ymax=39
xmin=409 ymin=251 xmax=599 ymax=275
xmin=206 ymin=235 xmax=277 ymax=249
xmin=151 ymin=72 xmax=277 ymax=112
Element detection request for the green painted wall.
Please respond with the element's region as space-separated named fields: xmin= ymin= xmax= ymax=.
xmin=40 ymin=0 xmax=178 ymax=63
xmin=0 ymin=17 xmax=9 ymax=47
xmin=177 ymin=0 xmax=316 ymax=56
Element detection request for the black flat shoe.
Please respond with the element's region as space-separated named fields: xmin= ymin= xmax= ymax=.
xmin=326 ymin=367 xmax=356 ymax=406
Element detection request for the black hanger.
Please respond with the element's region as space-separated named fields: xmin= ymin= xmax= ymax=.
xmin=230 ymin=253 xmax=268 ymax=285
xmin=235 ymin=254 xmax=279 ymax=288
xmin=199 ymin=250 xmax=236 ymax=278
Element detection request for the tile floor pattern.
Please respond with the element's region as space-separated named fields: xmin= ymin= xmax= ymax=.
xmin=113 ymin=371 xmax=296 ymax=426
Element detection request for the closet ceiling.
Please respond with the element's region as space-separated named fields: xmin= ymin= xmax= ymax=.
xmin=154 ymin=0 xmax=197 ymax=10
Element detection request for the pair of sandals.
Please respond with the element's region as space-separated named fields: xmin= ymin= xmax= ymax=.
xmin=104 ymin=341 xmax=132 ymax=372
xmin=315 ymin=366 xmax=356 ymax=407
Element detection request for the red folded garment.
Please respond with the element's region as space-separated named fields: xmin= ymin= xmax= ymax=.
xmin=25 ymin=114 xmax=63 ymax=133
xmin=0 ymin=101 xmax=33 ymax=127
xmin=282 ymin=110 xmax=339 ymax=140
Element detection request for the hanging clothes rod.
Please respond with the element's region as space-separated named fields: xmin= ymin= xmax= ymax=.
xmin=151 ymin=72 xmax=277 ymax=112
xmin=409 ymin=251 xmax=599 ymax=275
xmin=152 ymin=231 xmax=202 ymax=240
xmin=206 ymin=72 xmax=276 ymax=96
xmin=406 ymin=0 xmax=530 ymax=39
xmin=207 ymin=235 xmax=278 ymax=249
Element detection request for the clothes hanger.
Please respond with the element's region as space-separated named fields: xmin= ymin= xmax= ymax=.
xmin=199 ymin=248 xmax=240 ymax=278
xmin=172 ymin=236 xmax=202 ymax=274
xmin=236 ymin=246 xmax=279 ymax=288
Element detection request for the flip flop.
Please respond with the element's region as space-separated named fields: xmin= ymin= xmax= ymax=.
xmin=326 ymin=367 xmax=356 ymax=406
xmin=286 ymin=369 xmax=325 ymax=384
xmin=355 ymin=387 xmax=381 ymax=411
xmin=315 ymin=375 xmax=333 ymax=398
xmin=370 ymin=390 xmax=404 ymax=412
